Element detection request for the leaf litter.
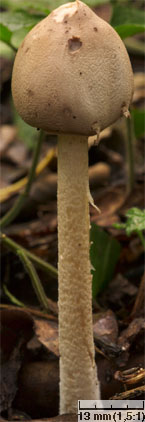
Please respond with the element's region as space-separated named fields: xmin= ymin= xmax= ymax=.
xmin=1 ymin=1 xmax=145 ymax=419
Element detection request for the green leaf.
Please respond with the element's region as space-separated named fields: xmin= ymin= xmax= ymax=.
xmin=12 ymin=104 xmax=38 ymax=149
xmin=125 ymin=208 xmax=145 ymax=236
xmin=0 ymin=23 xmax=12 ymax=44
xmin=81 ymin=0 xmax=110 ymax=5
xmin=113 ymin=208 xmax=145 ymax=250
xmin=113 ymin=222 xmax=126 ymax=230
xmin=1 ymin=0 xmax=110 ymax=15
xmin=45 ymin=0 xmax=110 ymax=10
xmin=0 ymin=11 xmax=43 ymax=32
xmin=111 ymin=5 xmax=145 ymax=39
xmin=11 ymin=28 xmax=29 ymax=49
xmin=115 ymin=24 xmax=145 ymax=39
xmin=111 ymin=5 xmax=145 ymax=27
xmin=0 ymin=10 xmax=45 ymax=48
xmin=90 ymin=223 xmax=121 ymax=298
xmin=0 ymin=40 xmax=15 ymax=58
xmin=2 ymin=0 xmax=109 ymax=12
xmin=131 ymin=109 xmax=145 ymax=139
xmin=1 ymin=0 xmax=50 ymax=14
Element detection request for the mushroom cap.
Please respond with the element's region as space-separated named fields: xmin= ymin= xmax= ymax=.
xmin=12 ymin=1 xmax=134 ymax=136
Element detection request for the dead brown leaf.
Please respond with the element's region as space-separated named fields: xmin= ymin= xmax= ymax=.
xmin=93 ymin=310 xmax=118 ymax=344
xmin=15 ymin=360 xmax=59 ymax=419
xmin=0 ymin=307 xmax=59 ymax=418
xmin=111 ymin=385 xmax=145 ymax=400
xmin=34 ymin=318 xmax=59 ymax=357
xmin=118 ymin=317 xmax=145 ymax=351
xmin=0 ymin=126 xmax=17 ymax=158
xmin=1 ymin=163 xmax=26 ymax=188
xmin=114 ymin=367 xmax=145 ymax=385
xmin=5 ymin=140 xmax=27 ymax=166
xmin=0 ymin=308 xmax=34 ymax=414
xmin=1 ymin=346 xmax=21 ymax=414
xmin=102 ymin=274 xmax=137 ymax=310
xmin=90 ymin=186 xmax=126 ymax=227
xmin=0 ymin=308 xmax=34 ymax=359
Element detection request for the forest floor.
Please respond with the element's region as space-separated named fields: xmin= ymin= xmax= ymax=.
xmin=0 ymin=3 xmax=145 ymax=422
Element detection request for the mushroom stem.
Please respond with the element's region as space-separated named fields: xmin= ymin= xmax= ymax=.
xmin=57 ymin=134 xmax=100 ymax=414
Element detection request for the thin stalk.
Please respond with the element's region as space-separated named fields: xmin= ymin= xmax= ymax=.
xmin=17 ymin=248 xmax=49 ymax=312
xmin=3 ymin=284 xmax=25 ymax=308
xmin=0 ymin=147 xmax=55 ymax=202
xmin=0 ymin=130 xmax=44 ymax=229
xmin=126 ymin=117 xmax=135 ymax=195
xmin=1 ymin=233 xmax=58 ymax=279
xmin=3 ymin=39 xmax=17 ymax=52
xmin=131 ymin=271 xmax=145 ymax=319
xmin=0 ymin=304 xmax=57 ymax=320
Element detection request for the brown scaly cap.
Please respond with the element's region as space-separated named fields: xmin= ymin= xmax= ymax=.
xmin=12 ymin=1 xmax=134 ymax=136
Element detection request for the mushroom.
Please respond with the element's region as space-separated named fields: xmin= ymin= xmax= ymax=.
xmin=12 ymin=0 xmax=134 ymax=415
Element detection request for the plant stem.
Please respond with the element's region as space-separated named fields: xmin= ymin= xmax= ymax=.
xmin=0 ymin=147 xmax=56 ymax=202
xmin=17 ymin=248 xmax=49 ymax=312
xmin=0 ymin=130 xmax=44 ymax=229
xmin=4 ymin=39 xmax=17 ymax=52
xmin=131 ymin=271 xmax=145 ymax=319
xmin=3 ymin=284 xmax=25 ymax=308
xmin=1 ymin=233 xmax=58 ymax=279
xmin=126 ymin=116 xmax=135 ymax=195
